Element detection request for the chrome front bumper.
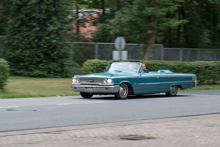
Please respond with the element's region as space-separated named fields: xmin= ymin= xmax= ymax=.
xmin=71 ymin=84 xmax=120 ymax=93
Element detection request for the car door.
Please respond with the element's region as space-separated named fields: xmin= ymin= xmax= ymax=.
xmin=137 ymin=73 xmax=160 ymax=94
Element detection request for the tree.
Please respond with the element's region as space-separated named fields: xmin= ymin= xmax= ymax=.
xmin=109 ymin=0 xmax=187 ymax=60
xmin=159 ymin=0 xmax=220 ymax=48
xmin=1 ymin=0 xmax=72 ymax=77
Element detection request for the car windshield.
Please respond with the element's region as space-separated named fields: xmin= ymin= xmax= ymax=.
xmin=105 ymin=62 xmax=140 ymax=73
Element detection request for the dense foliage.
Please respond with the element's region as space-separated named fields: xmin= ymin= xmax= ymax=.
xmin=0 ymin=59 xmax=9 ymax=90
xmin=1 ymin=0 xmax=72 ymax=77
xmin=160 ymin=0 xmax=220 ymax=48
xmin=82 ymin=59 xmax=110 ymax=74
xmin=72 ymin=0 xmax=220 ymax=59
xmin=1 ymin=0 xmax=220 ymax=76
xmin=82 ymin=59 xmax=220 ymax=85
xmin=89 ymin=0 xmax=220 ymax=48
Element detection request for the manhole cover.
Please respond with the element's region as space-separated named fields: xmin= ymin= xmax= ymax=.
xmin=120 ymin=135 xmax=156 ymax=140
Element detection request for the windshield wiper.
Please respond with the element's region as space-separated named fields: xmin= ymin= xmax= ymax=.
xmin=114 ymin=70 xmax=125 ymax=72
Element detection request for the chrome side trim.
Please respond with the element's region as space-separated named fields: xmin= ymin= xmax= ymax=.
xmin=112 ymin=75 xmax=194 ymax=79
xmin=138 ymin=80 xmax=194 ymax=85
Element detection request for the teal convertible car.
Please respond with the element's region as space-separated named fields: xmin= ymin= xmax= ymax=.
xmin=71 ymin=61 xmax=197 ymax=99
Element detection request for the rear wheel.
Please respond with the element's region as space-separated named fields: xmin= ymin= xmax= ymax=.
xmin=80 ymin=92 xmax=93 ymax=98
xmin=166 ymin=85 xmax=178 ymax=96
xmin=115 ymin=83 xmax=129 ymax=99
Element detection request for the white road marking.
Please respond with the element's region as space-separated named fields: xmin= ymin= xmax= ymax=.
xmin=56 ymin=101 xmax=121 ymax=106
xmin=0 ymin=106 xmax=19 ymax=109
xmin=146 ymin=98 xmax=179 ymax=101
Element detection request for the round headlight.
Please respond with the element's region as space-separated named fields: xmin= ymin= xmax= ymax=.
xmin=107 ymin=79 xmax=113 ymax=84
xmin=103 ymin=79 xmax=113 ymax=84
xmin=72 ymin=78 xmax=80 ymax=83
xmin=72 ymin=78 xmax=76 ymax=83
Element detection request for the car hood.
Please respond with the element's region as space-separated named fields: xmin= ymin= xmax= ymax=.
xmin=73 ymin=72 xmax=136 ymax=78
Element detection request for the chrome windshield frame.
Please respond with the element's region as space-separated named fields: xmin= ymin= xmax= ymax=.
xmin=105 ymin=62 xmax=141 ymax=73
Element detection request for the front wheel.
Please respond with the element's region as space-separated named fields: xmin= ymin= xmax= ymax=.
xmin=166 ymin=85 xmax=178 ymax=96
xmin=80 ymin=92 xmax=93 ymax=98
xmin=115 ymin=83 xmax=129 ymax=99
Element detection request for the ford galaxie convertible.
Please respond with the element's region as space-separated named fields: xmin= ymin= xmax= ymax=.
xmin=71 ymin=61 xmax=197 ymax=99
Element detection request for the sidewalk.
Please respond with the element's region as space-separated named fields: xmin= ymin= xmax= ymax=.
xmin=0 ymin=114 xmax=220 ymax=147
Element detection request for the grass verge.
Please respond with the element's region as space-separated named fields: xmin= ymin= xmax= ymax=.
xmin=8 ymin=76 xmax=70 ymax=80
xmin=0 ymin=79 xmax=79 ymax=99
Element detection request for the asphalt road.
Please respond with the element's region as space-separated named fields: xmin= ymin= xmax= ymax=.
xmin=0 ymin=90 xmax=220 ymax=132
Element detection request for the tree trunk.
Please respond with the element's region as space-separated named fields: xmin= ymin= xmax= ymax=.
xmin=212 ymin=4 xmax=216 ymax=46
xmin=142 ymin=0 xmax=159 ymax=60
xmin=101 ymin=0 xmax=105 ymax=15
xmin=142 ymin=32 xmax=156 ymax=60
xmin=176 ymin=12 xmax=180 ymax=43
xmin=76 ymin=0 xmax=79 ymax=34
xmin=167 ymin=11 xmax=172 ymax=47
xmin=181 ymin=7 xmax=188 ymax=46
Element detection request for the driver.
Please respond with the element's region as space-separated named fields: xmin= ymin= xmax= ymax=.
xmin=142 ymin=63 xmax=149 ymax=73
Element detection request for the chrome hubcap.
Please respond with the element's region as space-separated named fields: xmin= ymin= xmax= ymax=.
xmin=119 ymin=84 xmax=127 ymax=97
xmin=170 ymin=85 xmax=177 ymax=95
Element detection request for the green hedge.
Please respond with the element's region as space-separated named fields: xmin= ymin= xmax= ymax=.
xmin=142 ymin=60 xmax=220 ymax=85
xmin=0 ymin=59 xmax=9 ymax=90
xmin=82 ymin=59 xmax=110 ymax=74
xmin=82 ymin=59 xmax=220 ymax=85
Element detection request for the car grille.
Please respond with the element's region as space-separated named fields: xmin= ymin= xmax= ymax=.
xmin=79 ymin=78 xmax=104 ymax=85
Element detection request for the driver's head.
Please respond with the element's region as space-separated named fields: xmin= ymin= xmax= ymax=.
xmin=142 ymin=63 xmax=146 ymax=70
